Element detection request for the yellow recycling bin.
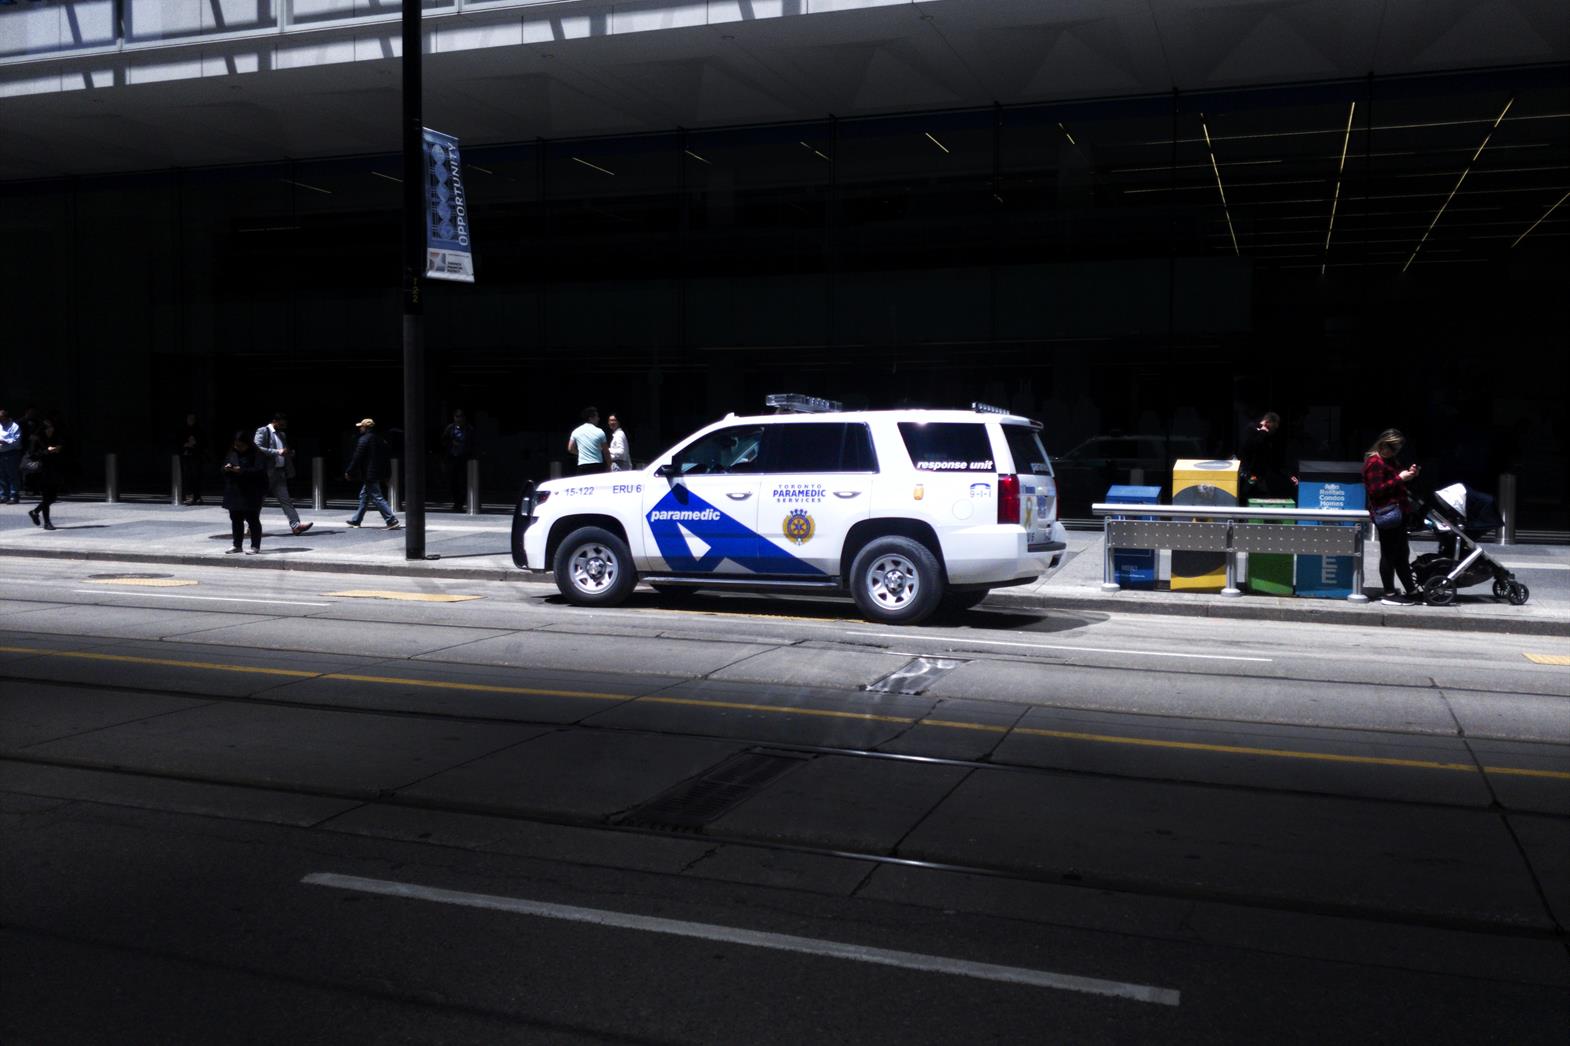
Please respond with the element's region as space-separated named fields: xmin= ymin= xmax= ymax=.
xmin=1170 ymin=458 xmax=1240 ymax=592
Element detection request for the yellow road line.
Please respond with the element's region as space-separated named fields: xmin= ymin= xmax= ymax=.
xmin=1012 ymin=726 xmax=1483 ymax=774
xmin=0 ymin=646 xmax=316 ymax=679
xmin=83 ymin=578 xmax=198 ymax=588
xmin=1524 ymin=653 xmax=1570 ymax=667
xmin=3 ymin=642 xmax=1568 ymax=780
xmin=326 ymin=590 xmax=482 ymax=603
xmin=324 ymin=672 xmax=627 ymax=702
xmin=640 ymin=695 xmax=914 ymax=724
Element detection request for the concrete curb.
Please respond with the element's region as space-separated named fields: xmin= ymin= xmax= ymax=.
xmin=5 ymin=546 xmax=1565 ymax=637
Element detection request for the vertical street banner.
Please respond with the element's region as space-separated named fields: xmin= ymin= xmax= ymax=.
xmin=423 ymin=127 xmax=475 ymax=283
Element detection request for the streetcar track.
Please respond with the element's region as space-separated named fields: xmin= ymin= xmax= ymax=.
xmin=1 ymin=748 xmax=1561 ymax=944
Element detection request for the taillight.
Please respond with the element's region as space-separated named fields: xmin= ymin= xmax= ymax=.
xmin=998 ymin=474 xmax=1020 ymax=525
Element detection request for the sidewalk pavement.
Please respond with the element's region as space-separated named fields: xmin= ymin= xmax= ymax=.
xmin=2 ymin=499 xmax=1567 ymax=636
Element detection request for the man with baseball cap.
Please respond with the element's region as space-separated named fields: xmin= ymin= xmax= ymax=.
xmin=343 ymin=418 xmax=400 ymax=530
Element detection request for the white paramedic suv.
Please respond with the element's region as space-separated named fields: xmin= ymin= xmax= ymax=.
xmin=511 ymin=396 xmax=1067 ymax=625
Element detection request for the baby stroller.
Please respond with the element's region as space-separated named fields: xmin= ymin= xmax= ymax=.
xmin=1410 ymin=483 xmax=1528 ymax=606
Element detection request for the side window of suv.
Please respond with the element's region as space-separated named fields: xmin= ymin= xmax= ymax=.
xmin=670 ymin=425 xmax=766 ymax=475
xmin=763 ymin=423 xmax=878 ymax=473
xmin=897 ymin=422 xmax=995 ymax=472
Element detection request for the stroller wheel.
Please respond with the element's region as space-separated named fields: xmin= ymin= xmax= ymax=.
xmin=1493 ymin=577 xmax=1512 ymax=600
xmin=1422 ymin=577 xmax=1458 ymax=607
xmin=1507 ymin=581 xmax=1530 ymax=607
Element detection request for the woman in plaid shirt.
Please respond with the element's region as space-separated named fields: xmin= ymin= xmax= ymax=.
xmin=1363 ymin=429 xmax=1421 ymax=606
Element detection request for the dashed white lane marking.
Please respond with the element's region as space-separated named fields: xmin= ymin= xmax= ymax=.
xmin=301 ymin=872 xmax=1180 ymax=1006
xmin=70 ymin=589 xmax=332 ymax=607
xmin=846 ymin=631 xmax=1273 ymax=663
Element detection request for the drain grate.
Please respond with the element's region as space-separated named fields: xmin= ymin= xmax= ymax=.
xmin=619 ymin=749 xmax=810 ymax=830
xmin=864 ymin=657 xmax=967 ymax=695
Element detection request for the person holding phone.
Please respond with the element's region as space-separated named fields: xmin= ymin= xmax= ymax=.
xmin=221 ymin=431 xmax=268 ymax=554
xmin=1362 ymin=428 xmax=1421 ymax=606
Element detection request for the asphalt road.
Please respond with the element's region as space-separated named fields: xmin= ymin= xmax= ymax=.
xmin=2 ymin=557 xmax=1568 ymax=1044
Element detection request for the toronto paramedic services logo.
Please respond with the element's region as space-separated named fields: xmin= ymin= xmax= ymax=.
xmin=782 ymin=508 xmax=816 ymax=545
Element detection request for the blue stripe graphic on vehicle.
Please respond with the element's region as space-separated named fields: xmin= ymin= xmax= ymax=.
xmin=646 ymin=488 xmax=825 ymax=576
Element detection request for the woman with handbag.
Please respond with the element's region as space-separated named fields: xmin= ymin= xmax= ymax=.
xmin=25 ymin=417 xmax=65 ymax=531
xmin=220 ymin=430 xmax=268 ymax=554
xmin=1362 ymin=429 xmax=1421 ymax=606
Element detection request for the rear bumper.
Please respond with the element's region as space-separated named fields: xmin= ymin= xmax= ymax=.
xmin=941 ymin=521 xmax=1067 ymax=585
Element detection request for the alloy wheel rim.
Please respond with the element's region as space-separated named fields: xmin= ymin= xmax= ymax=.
xmin=570 ymin=544 xmax=618 ymax=594
xmin=868 ymin=554 xmax=920 ymax=608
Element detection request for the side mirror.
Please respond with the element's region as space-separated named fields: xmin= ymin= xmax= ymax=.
xmin=655 ymin=461 xmax=678 ymax=480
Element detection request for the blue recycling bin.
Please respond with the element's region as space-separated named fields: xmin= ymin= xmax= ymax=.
xmin=1106 ymin=484 xmax=1161 ymax=590
xmin=1295 ymin=460 xmax=1365 ymax=599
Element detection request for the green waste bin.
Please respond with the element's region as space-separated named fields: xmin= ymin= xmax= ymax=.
xmin=1247 ymin=498 xmax=1296 ymax=595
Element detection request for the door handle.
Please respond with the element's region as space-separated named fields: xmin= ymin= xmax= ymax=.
xmin=725 ymin=491 xmax=753 ymax=500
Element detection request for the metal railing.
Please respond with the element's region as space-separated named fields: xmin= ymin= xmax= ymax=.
xmin=1092 ymin=503 xmax=1372 ymax=602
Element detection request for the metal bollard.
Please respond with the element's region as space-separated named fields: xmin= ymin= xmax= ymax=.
xmin=1221 ymin=521 xmax=1242 ymax=597
xmin=389 ymin=458 xmax=400 ymax=511
xmin=105 ymin=453 xmax=119 ymax=503
xmin=1100 ymin=523 xmax=1120 ymax=593
xmin=171 ymin=454 xmax=183 ymax=505
xmin=1498 ymin=473 xmax=1517 ymax=546
xmin=1348 ymin=524 xmax=1370 ymax=603
xmin=466 ymin=459 xmax=480 ymax=515
xmin=311 ymin=457 xmax=325 ymax=511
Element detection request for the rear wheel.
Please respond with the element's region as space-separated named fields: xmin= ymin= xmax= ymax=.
xmin=1422 ymin=577 xmax=1457 ymax=607
xmin=1492 ymin=577 xmax=1512 ymax=600
xmin=553 ymin=526 xmax=636 ymax=607
xmin=850 ymin=536 xmax=943 ymax=625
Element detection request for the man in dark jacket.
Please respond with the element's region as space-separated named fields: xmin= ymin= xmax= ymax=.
xmin=343 ymin=418 xmax=400 ymax=530
xmin=1239 ymin=411 xmax=1298 ymax=499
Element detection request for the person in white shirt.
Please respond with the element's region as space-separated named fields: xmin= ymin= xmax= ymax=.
xmin=567 ymin=407 xmax=608 ymax=475
xmin=0 ymin=407 xmax=21 ymax=504
xmin=252 ymin=411 xmax=313 ymax=535
xmin=606 ymin=414 xmax=631 ymax=472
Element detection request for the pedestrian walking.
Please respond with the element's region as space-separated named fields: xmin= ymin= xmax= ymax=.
xmin=1363 ymin=428 xmax=1421 ymax=606
xmin=252 ymin=412 xmax=313 ymax=535
xmin=439 ymin=409 xmax=476 ymax=512
xmin=0 ymin=407 xmax=21 ymax=504
xmin=220 ymin=431 xmax=267 ymax=554
xmin=567 ymin=407 xmax=607 ymax=475
xmin=24 ymin=417 xmax=66 ymax=530
xmin=177 ymin=411 xmax=206 ymax=505
xmin=1239 ymin=411 xmax=1297 ymax=499
xmin=607 ymin=413 xmax=631 ymax=472
xmin=343 ymin=418 xmax=400 ymax=530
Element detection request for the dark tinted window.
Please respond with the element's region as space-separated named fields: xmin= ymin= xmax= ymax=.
xmin=1003 ymin=425 xmax=1052 ymax=475
xmin=897 ymin=422 xmax=995 ymax=472
xmin=764 ymin=423 xmax=878 ymax=473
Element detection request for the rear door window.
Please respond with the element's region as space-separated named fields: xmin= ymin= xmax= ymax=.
xmin=1003 ymin=425 xmax=1053 ymax=476
xmin=763 ymin=423 xmax=878 ymax=473
xmin=897 ymin=422 xmax=996 ymax=472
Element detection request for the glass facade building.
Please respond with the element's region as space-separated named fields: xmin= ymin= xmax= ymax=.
xmin=3 ymin=2 xmax=1567 ymax=530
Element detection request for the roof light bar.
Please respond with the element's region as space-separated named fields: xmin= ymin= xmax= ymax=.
xmin=971 ymin=402 xmax=1010 ymax=415
xmin=1404 ymin=97 xmax=1514 ymax=272
xmin=766 ymin=393 xmax=843 ymax=414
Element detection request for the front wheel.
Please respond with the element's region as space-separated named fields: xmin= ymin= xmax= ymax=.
xmin=1507 ymin=581 xmax=1530 ymax=606
xmin=553 ymin=526 xmax=637 ymax=607
xmin=849 ymin=536 xmax=943 ymax=625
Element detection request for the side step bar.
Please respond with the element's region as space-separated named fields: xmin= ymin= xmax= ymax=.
xmin=641 ymin=576 xmax=841 ymax=590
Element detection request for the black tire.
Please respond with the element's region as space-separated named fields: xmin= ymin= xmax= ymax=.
xmin=1507 ymin=581 xmax=1530 ymax=606
xmin=1493 ymin=577 xmax=1512 ymax=600
xmin=1422 ymin=577 xmax=1457 ymax=607
xmin=938 ymin=589 xmax=989 ymax=614
xmin=849 ymin=536 xmax=944 ymax=625
xmin=553 ymin=526 xmax=637 ymax=607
